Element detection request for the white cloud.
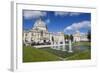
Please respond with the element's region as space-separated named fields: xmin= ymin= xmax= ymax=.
xmin=70 ymin=12 xmax=81 ymax=16
xmin=55 ymin=12 xmax=69 ymax=16
xmin=64 ymin=21 xmax=91 ymax=33
xmin=55 ymin=12 xmax=81 ymax=16
xmin=23 ymin=10 xmax=47 ymax=19
xmin=66 ymin=26 xmax=72 ymax=30
xmin=45 ymin=19 xmax=50 ymax=24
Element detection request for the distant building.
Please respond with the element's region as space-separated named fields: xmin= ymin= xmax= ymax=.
xmin=73 ymin=31 xmax=88 ymax=42
xmin=23 ymin=19 xmax=65 ymax=46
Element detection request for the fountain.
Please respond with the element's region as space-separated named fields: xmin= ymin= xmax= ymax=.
xmin=68 ymin=40 xmax=73 ymax=53
xmin=61 ymin=45 xmax=66 ymax=51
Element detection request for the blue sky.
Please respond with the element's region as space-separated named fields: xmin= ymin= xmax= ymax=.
xmin=23 ymin=10 xmax=91 ymax=34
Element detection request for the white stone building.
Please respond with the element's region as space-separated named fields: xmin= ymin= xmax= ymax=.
xmin=73 ymin=31 xmax=88 ymax=42
xmin=23 ymin=19 xmax=65 ymax=46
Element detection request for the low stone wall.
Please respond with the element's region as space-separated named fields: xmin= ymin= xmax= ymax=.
xmin=34 ymin=44 xmax=68 ymax=48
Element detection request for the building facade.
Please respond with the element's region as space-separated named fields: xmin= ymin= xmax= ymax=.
xmin=73 ymin=31 xmax=88 ymax=42
xmin=23 ymin=19 xmax=65 ymax=46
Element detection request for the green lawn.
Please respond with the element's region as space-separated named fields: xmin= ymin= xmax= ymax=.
xmin=23 ymin=42 xmax=91 ymax=62
xmin=73 ymin=42 xmax=91 ymax=47
xmin=66 ymin=49 xmax=91 ymax=60
xmin=66 ymin=42 xmax=91 ymax=60
xmin=23 ymin=46 xmax=61 ymax=62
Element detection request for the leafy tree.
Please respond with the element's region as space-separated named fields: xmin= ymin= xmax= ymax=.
xmin=70 ymin=34 xmax=73 ymax=41
xmin=87 ymin=30 xmax=91 ymax=42
xmin=64 ymin=34 xmax=70 ymax=40
xmin=52 ymin=36 xmax=54 ymax=42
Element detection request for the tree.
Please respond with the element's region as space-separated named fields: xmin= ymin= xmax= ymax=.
xmin=64 ymin=34 xmax=69 ymax=40
xmin=87 ymin=30 xmax=91 ymax=42
xmin=52 ymin=36 xmax=54 ymax=42
xmin=70 ymin=34 xmax=73 ymax=41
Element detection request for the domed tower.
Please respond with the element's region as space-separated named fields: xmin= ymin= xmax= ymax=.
xmin=33 ymin=18 xmax=48 ymax=31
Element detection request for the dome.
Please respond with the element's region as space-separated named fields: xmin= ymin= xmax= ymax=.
xmin=33 ymin=18 xmax=48 ymax=31
xmin=34 ymin=18 xmax=46 ymax=28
